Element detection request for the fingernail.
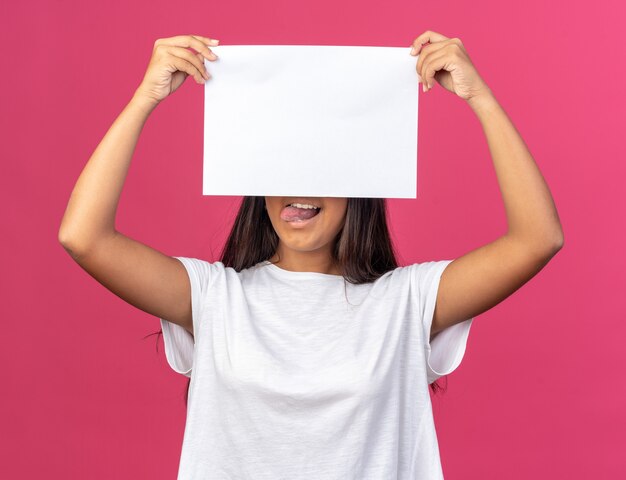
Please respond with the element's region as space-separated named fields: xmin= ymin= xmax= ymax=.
xmin=210 ymin=39 xmax=219 ymax=44
xmin=422 ymin=84 xmax=426 ymax=93
xmin=410 ymin=47 xmax=416 ymax=55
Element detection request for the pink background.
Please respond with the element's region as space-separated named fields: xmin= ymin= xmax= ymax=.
xmin=2 ymin=0 xmax=624 ymax=478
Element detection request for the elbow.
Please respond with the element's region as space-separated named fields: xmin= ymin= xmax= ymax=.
xmin=58 ymin=223 xmax=80 ymax=251
xmin=58 ymin=225 xmax=117 ymax=260
xmin=552 ymin=233 xmax=564 ymax=252
xmin=526 ymin=235 xmax=564 ymax=266
xmin=57 ymin=227 xmax=71 ymax=249
xmin=543 ymin=231 xmax=565 ymax=259
xmin=549 ymin=224 xmax=565 ymax=253
xmin=507 ymin=227 xmax=565 ymax=259
xmin=57 ymin=225 xmax=92 ymax=258
xmin=58 ymin=228 xmax=83 ymax=259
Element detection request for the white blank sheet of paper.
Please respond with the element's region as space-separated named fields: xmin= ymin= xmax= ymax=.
xmin=203 ymin=45 xmax=419 ymax=198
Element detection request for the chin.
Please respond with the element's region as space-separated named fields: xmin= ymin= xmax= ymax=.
xmin=281 ymin=236 xmax=323 ymax=250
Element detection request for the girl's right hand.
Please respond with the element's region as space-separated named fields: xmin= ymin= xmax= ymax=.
xmin=134 ymin=35 xmax=220 ymax=105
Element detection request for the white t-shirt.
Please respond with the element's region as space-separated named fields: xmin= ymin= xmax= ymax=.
xmin=160 ymin=257 xmax=473 ymax=479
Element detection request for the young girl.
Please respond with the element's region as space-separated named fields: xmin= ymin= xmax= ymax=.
xmin=59 ymin=31 xmax=563 ymax=479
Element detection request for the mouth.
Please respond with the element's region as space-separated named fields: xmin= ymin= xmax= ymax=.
xmin=283 ymin=199 xmax=322 ymax=209
xmin=280 ymin=203 xmax=322 ymax=224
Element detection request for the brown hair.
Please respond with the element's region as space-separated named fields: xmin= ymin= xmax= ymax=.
xmin=221 ymin=196 xmax=398 ymax=283
xmin=149 ymin=196 xmax=447 ymax=403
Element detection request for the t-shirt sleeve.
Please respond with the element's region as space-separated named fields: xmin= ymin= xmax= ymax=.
xmin=159 ymin=256 xmax=216 ymax=377
xmin=410 ymin=259 xmax=474 ymax=384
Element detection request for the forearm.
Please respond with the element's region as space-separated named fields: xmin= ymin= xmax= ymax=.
xmin=58 ymin=91 xmax=159 ymax=252
xmin=467 ymin=91 xmax=564 ymax=252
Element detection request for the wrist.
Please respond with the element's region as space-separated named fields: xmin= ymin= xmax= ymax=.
xmin=466 ymin=87 xmax=498 ymax=115
xmin=129 ymin=89 xmax=160 ymax=114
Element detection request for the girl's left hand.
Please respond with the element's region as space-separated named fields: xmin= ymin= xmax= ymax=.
xmin=410 ymin=30 xmax=491 ymax=102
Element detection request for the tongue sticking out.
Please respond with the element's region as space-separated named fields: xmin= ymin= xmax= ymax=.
xmin=280 ymin=206 xmax=320 ymax=222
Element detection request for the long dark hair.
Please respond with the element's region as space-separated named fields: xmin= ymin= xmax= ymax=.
xmin=147 ymin=196 xmax=447 ymax=404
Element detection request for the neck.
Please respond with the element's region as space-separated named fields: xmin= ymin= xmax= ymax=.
xmin=269 ymin=246 xmax=340 ymax=275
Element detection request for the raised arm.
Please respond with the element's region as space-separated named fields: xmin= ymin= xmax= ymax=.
xmin=58 ymin=35 xmax=219 ymax=335
xmin=410 ymin=31 xmax=564 ymax=340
